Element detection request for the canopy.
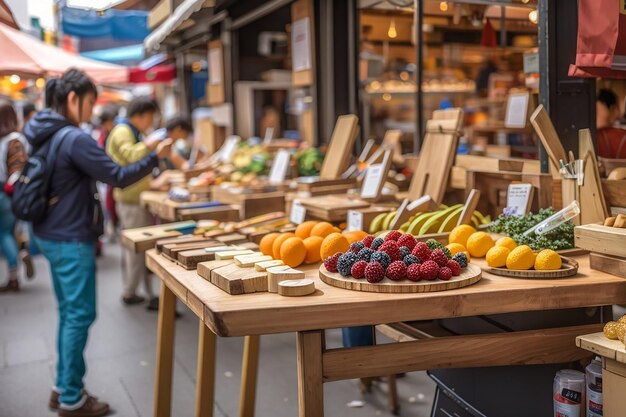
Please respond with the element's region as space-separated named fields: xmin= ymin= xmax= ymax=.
xmin=62 ymin=6 xmax=149 ymax=42
xmin=81 ymin=44 xmax=145 ymax=65
xmin=0 ymin=23 xmax=128 ymax=84
xmin=129 ymin=64 xmax=176 ymax=84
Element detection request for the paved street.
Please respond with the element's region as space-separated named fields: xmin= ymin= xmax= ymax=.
xmin=0 ymin=242 xmax=435 ymax=417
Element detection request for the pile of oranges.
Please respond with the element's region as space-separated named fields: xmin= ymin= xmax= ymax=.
xmin=258 ymin=221 xmax=367 ymax=268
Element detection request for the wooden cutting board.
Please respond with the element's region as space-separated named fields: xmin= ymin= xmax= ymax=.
xmin=575 ymin=224 xmax=626 ymax=258
xmin=530 ymin=104 xmax=567 ymax=179
xmin=121 ymin=221 xmax=196 ymax=253
xmin=197 ymin=260 xmax=268 ymax=295
xmin=319 ymin=264 xmax=481 ymax=293
xmin=589 ymin=252 xmax=626 ymax=278
xmin=320 ymin=114 xmax=359 ymax=180
xmin=407 ymin=108 xmax=463 ymax=203
xmin=487 ymin=256 xmax=579 ymax=279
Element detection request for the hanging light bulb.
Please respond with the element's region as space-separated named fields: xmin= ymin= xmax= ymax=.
xmin=439 ymin=1 xmax=448 ymax=12
xmin=9 ymin=74 xmax=20 ymax=85
xmin=388 ymin=18 xmax=397 ymax=39
xmin=528 ymin=9 xmax=538 ymax=24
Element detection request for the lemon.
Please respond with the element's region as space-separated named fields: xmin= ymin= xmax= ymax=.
xmin=466 ymin=231 xmax=495 ymax=258
xmin=495 ymin=236 xmax=517 ymax=251
xmin=446 ymin=243 xmax=470 ymax=259
xmin=449 ymin=224 xmax=477 ymax=247
xmin=506 ymin=245 xmax=535 ymax=270
xmin=534 ymin=249 xmax=562 ymax=270
xmin=486 ymin=246 xmax=510 ymax=268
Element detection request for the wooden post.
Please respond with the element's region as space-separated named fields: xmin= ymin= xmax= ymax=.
xmin=297 ymin=330 xmax=324 ymax=417
xmin=154 ymin=282 xmax=177 ymax=417
xmin=195 ymin=321 xmax=216 ymax=417
xmin=239 ymin=335 xmax=261 ymax=417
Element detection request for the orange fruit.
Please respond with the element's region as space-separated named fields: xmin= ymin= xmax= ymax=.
xmin=295 ymin=221 xmax=318 ymax=239
xmin=320 ymin=232 xmax=350 ymax=260
xmin=272 ymin=232 xmax=296 ymax=260
xmin=310 ymin=222 xmax=340 ymax=238
xmin=343 ymin=230 xmax=368 ymax=243
xmin=302 ymin=236 xmax=323 ymax=264
xmin=280 ymin=237 xmax=306 ymax=267
xmin=259 ymin=232 xmax=280 ymax=256
xmin=449 ymin=224 xmax=477 ymax=247
xmin=466 ymin=231 xmax=495 ymax=258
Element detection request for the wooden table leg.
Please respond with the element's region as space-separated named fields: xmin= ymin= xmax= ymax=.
xmin=297 ymin=330 xmax=324 ymax=417
xmin=154 ymin=281 xmax=177 ymax=417
xmin=239 ymin=335 xmax=260 ymax=417
xmin=195 ymin=321 xmax=216 ymax=417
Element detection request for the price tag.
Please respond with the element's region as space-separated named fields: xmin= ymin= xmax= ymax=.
xmin=360 ymin=163 xmax=384 ymax=199
xmin=506 ymin=183 xmax=533 ymax=216
xmin=269 ymin=150 xmax=291 ymax=185
xmin=220 ymin=136 xmax=239 ymax=162
xmin=347 ymin=210 xmax=363 ymax=232
xmin=290 ymin=199 xmax=307 ymax=224
xmin=263 ymin=127 xmax=274 ymax=145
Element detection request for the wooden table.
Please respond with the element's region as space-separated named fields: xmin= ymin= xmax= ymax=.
xmin=146 ymin=252 xmax=626 ymax=417
xmin=140 ymin=191 xmax=240 ymax=222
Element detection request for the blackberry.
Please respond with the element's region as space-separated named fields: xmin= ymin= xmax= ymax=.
xmin=452 ymin=253 xmax=468 ymax=268
xmin=365 ymin=262 xmax=385 ymax=283
xmin=357 ymin=247 xmax=375 ymax=262
xmin=397 ymin=234 xmax=417 ymax=251
xmin=351 ymin=260 xmax=367 ymax=279
xmin=399 ymin=246 xmax=410 ymax=260
xmin=349 ymin=241 xmax=365 ymax=254
xmin=425 ymin=239 xmax=444 ymax=251
xmin=430 ymin=249 xmax=449 ymax=267
xmin=386 ymin=261 xmax=407 ymax=281
xmin=370 ymin=251 xmax=391 ymax=269
xmin=323 ymin=252 xmax=342 ymax=273
xmin=403 ymin=254 xmax=420 ymax=266
xmin=371 ymin=237 xmax=384 ymax=250
xmin=337 ymin=252 xmax=358 ymax=276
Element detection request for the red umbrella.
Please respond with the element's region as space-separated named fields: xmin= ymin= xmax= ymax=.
xmin=0 ymin=23 xmax=128 ymax=84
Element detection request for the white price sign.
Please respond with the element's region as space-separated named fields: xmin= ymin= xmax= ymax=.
xmin=269 ymin=150 xmax=291 ymax=185
xmin=360 ymin=163 xmax=384 ymax=199
xmin=290 ymin=199 xmax=307 ymax=224
xmin=506 ymin=183 xmax=533 ymax=216
xmin=347 ymin=210 xmax=363 ymax=232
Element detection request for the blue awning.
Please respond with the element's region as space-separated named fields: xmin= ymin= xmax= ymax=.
xmin=62 ymin=6 xmax=149 ymax=41
xmin=81 ymin=44 xmax=145 ymax=63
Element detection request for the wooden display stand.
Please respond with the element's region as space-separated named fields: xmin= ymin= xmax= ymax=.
xmin=140 ymin=191 xmax=240 ymax=222
xmin=577 ymin=333 xmax=626 ymax=417
xmin=211 ymin=187 xmax=285 ymax=219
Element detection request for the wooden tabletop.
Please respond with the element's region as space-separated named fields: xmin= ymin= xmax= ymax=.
xmin=146 ymin=250 xmax=626 ymax=337
xmin=577 ymin=332 xmax=626 ymax=363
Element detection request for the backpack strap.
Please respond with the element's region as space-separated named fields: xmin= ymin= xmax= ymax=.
xmin=45 ymin=126 xmax=83 ymax=207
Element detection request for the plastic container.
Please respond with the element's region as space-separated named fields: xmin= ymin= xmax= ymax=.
xmin=524 ymin=200 xmax=580 ymax=237
xmin=586 ymin=358 xmax=603 ymax=417
xmin=554 ymin=369 xmax=585 ymax=417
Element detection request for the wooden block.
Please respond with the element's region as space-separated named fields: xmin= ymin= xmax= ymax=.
xmin=204 ymin=245 xmax=243 ymax=253
xmin=589 ymin=253 xmax=626 ymax=278
xmin=239 ymin=242 xmax=260 ymax=251
xmin=161 ymin=240 xmax=221 ymax=258
xmin=177 ymin=248 xmax=217 ymax=270
xmin=197 ymin=260 xmax=234 ymax=281
xmin=155 ymin=235 xmax=207 ymax=253
xmin=278 ymin=279 xmax=315 ymax=296
xmin=267 ymin=266 xmax=305 ymax=293
xmin=575 ymin=224 xmax=626 ymax=258
xmin=234 ymin=254 xmax=272 ymax=267
xmin=215 ymin=250 xmax=255 ymax=260
xmin=579 ymin=129 xmax=609 ymax=225
xmin=210 ymin=263 xmax=268 ymax=294
xmin=255 ymin=260 xmax=285 ymax=271
xmin=216 ymin=233 xmax=249 ymax=245
xmin=457 ymin=189 xmax=481 ymax=226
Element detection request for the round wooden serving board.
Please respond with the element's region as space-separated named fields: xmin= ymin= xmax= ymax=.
xmin=487 ymin=256 xmax=578 ymax=279
xmin=319 ymin=264 xmax=482 ymax=293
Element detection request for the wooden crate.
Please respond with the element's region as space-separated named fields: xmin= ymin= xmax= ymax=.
xmin=211 ymin=187 xmax=286 ymax=219
xmin=575 ymin=224 xmax=626 ymax=258
xmin=589 ymin=252 xmax=626 ymax=278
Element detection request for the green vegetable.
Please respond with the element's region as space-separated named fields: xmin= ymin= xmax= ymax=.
xmin=488 ymin=208 xmax=574 ymax=251
xmin=294 ymin=148 xmax=323 ymax=176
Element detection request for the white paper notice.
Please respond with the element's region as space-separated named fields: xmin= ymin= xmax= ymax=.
xmin=208 ymin=48 xmax=223 ymax=85
xmin=269 ymin=150 xmax=291 ymax=185
xmin=290 ymin=199 xmax=307 ymax=224
xmin=347 ymin=210 xmax=363 ymax=232
xmin=219 ymin=136 xmax=239 ymax=162
xmin=291 ymin=18 xmax=311 ymax=72
xmin=360 ymin=164 xmax=384 ymax=199
xmin=263 ymin=127 xmax=274 ymax=145
xmin=506 ymin=183 xmax=533 ymax=216
xmin=504 ymin=93 xmax=529 ymax=128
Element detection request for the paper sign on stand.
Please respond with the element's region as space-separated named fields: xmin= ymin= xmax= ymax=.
xmin=290 ymin=199 xmax=307 ymax=224
xmin=269 ymin=150 xmax=291 ymax=185
xmin=291 ymin=18 xmax=312 ymax=72
xmin=219 ymin=136 xmax=240 ymax=162
xmin=506 ymin=184 xmax=534 ymax=216
xmin=347 ymin=210 xmax=363 ymax=232
xmin=360 ymin=150 xmax=392 ymax=201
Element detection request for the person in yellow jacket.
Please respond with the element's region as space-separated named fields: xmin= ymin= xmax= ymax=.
xmin=106 ymin=97 xmax=161 ymax=308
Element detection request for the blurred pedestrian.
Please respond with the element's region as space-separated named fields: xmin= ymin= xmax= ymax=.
xmin=22 ymin=102 xmax=37 ymax=129
xmin=105 ymin=97 xmax=162 ymax=308
xmin=0 ymin=99 xmax=34 ymax=292
xmin=96 ymin=106 xmax=120 ymax=240
xmin=25 ymin=68 xmax=171 ymax=417
xmin=161 ymin=116 xmax=194 ymax=169
xmin=596 ymin=89 xmax=626 ymax=158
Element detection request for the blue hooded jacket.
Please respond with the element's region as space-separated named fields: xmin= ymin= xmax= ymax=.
xmin=24 ymin=109 xmax=158 ymax=242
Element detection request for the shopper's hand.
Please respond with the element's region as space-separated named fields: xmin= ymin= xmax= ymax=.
xmin=156 ymin=139 xmax=173 ymax=159
xmin=145 ymin=137 xmax=162 ymax=150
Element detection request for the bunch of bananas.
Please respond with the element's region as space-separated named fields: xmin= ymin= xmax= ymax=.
xmin=369 ymin=204 xmax=491 ymax=235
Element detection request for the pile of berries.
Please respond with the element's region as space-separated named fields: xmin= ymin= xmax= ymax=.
xmin=322 ymin=234 xmax=467 ymax=283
